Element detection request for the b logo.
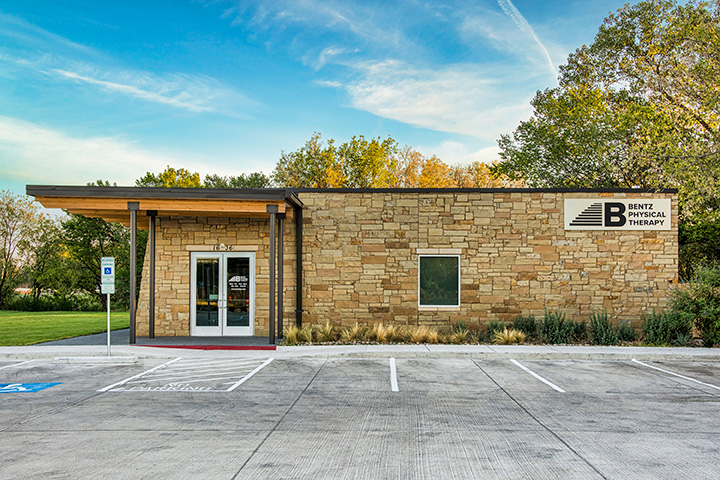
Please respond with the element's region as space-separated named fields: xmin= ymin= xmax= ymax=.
xmin=604 ymin=202 xmax=626 ymax=227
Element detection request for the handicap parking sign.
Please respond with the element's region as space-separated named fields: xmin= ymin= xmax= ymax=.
xmin=0 ymin=383 xmax=61 ymax=393
xmin=104 ymin=267 xmax=112 ymax=275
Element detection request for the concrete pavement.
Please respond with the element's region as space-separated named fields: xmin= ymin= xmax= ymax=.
xmin=2 ymin=342 xmax=720 ymax=361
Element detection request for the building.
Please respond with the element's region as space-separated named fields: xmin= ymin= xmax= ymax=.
xmin=27 ymin=186 xmax=678 ymax=343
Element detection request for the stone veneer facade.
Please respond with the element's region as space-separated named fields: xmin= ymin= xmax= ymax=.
xmin=136 ymin=190 xmax=678 ymax=336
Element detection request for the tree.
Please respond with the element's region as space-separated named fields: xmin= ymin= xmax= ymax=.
xmin=136 ymin=166 xmax=202 ymax=188
xmin=23 ymin=216 xmax=64 ymax=301
xmin=203 ymin=172 xmax=272 ymax=188
xmin=495 ymin=0 xmax=720 ymax=275
xmin=452 ymin=161 xmax=523 ymax=188
xmin=0 ymin=191 xmax=44 ymax=307
xmin=273 ymin=133 xmax=402 ymax=188
xmin=274 ymin=133 xmax=520 ymax=189
xmin=60 ymin=214 xmax=146 ymax=309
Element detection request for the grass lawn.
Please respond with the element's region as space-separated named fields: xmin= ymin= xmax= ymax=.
xmin=0 ymin=311 xmax=130 ymax=346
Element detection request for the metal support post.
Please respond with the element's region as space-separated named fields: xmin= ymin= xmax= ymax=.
xmin=277 ymin=213 xmax=285 ymax=339
xmin=295 ymin=206 xmax=303 ymax=328
xmin=128 ymin=201 xmax=139 ymax=344
xmin=267 ymin=205 xmax=278 ymax=344
xmin=148 ymin=210 xmax=157 ymax=339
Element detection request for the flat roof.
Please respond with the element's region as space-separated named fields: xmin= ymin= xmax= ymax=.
xmin=27 ymin=185 xmax=303 ymax=229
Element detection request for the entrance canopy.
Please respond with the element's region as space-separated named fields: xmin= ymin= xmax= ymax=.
xmin=26 ymin=185 xmax=302 ymax=228
xmin=26 ymin=185 xmax=304 ymax=345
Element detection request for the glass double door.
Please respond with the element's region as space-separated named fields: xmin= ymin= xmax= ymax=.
xmin=191 ymin=252 xmax=255 ymax=336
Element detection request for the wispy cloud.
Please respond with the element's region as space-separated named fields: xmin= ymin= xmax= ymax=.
xmin=327 ymin=59 xmax=536 ymax=141
xmin=0 ymin=116 xmax=224 ymax=187
xmin=221 ymin=0 xmax=407 ymax=51
xmin=417 ymin=141 xmax=502 ymax=165
xmin=53 ymin=68 xmax=233 ymax=114
xmin=497 ymin=0 xmax=557 ymax=78
xmin=0 ymin=13 xmax=256 ymax=116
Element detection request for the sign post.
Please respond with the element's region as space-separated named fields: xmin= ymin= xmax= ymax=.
xmin=101 ymin=257 xmax=115 ymax=356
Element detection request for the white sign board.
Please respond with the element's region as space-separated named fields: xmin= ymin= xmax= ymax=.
xmin=564 ymin=199 xmax=671 ymax=231
xmin=101 ymin=257 xmax=115 ymax=294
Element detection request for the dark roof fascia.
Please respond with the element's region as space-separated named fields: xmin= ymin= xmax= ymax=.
xmin=26 ymin=185 xmax=301 ymax=204
xmin=291 ymin=187 xmax=679 ymax=194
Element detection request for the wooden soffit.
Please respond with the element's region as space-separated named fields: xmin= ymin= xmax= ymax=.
xmin=27 ymin=186 xmax=300 ymax=231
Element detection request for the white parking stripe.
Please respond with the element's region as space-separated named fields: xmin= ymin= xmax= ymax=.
xmin=127 ymin=369 xmax=258 ymax=383
xmin=631 ymin=359 xmax=720 ymax=391
xmin=510 ymin=359 xmax=566 ymax=393
xmin=97 ymin=357 xmax=182 ymax=392
xmin=0 ymin=360 xmax=35 ymax=370
xmin=390 ymin=358 xmax=399 ymax=392
xmin=226 ymin=358 xmax=274 ymax=391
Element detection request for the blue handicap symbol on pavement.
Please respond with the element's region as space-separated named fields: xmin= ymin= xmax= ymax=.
xmin=104 ymin=267 xmax=112 ymax=275
xmin=0 ymin=383 xmax=61 ymax=393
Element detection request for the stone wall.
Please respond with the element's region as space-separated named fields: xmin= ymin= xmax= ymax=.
xmin=299 ymin=190 xmax=678 ymax=330
xmin=136 ymin=215 xmax=297 ymax=337
xmin=136 ymin=190 xmax=677 ymax=336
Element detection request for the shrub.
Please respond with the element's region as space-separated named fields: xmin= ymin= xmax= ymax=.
xmin=642 ymin=310 xmax=693 ymax=346
xmin=411 ymin=325 xmax=432 ymax=343
xmin=369 ymin=323 xmax=393 ymax=343
xmin=493 ymin=328 xmax=526 ymax=345
xmin=5 ymin=293 xmax=102 ymax=312
xmin=669 ymin=265 xmax=720 ymax=346
xmin=617 ymin=322 xmax=637 ymax=342
xmin=539 ymin=310 xmax=586 ymax=344
xmin=340 ymin=323 xmax=364 ymax=343
xmin=588 ymin=311 xmax=618 ymax=346
xmin=484 ymin=320 xmax=506 ymax=343
xmin=513 ymin=314 xmax=537 ymax=340
xmin=283 ymin=325 xmax=300 ymax=345
xmin=449 ymin=327 xmax=471 ymax=344
xmin=297 ymin=325 xmax=314 ymax=343
xmin=317 ymin=322 xmax=336 ymax=342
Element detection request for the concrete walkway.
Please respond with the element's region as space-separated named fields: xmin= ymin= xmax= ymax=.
xmin=2 ymin=341 xmax=720 ymax=361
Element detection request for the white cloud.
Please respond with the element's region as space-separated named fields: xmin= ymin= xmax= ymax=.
xmin=330 ymin=60 xmax=535 ymax=141
xmin=417 ymin=141 xmax=502 ymax=166
xmin=223 ymin=0 xmax=407 ymax=50
xmin=497 ymin=0 xmax=557 ymax=78
xmin=0 ymin=116 xmax=224 ymax=187
xmin=53 ymin=68 xmax=227 ymax=114
xmin=0 ymin=13 xmax=255 ymax=116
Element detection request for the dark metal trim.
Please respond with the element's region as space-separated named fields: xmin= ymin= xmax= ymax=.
xmin=289 ymin=187 xmax=680 ymax=194
xmin=26 ymin=185 xmax=299 ymax=202
xmin=26 ymin=184 xmax=679 ymax=199
xmin=295 ymin=205 xmax=303 ymax=328
xmin=277 ymin=214 xmax=284 ymax=339
xmin=128 ymin=203 xmax=137 ymax=344
xmin=147 ymin=210 xmax=157 ymax=339
xmin=268 ymin=211 xmax=276 ymax=345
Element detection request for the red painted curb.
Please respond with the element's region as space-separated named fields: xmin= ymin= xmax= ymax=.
xmin=139 ymin=345 xmax=276 ymax=351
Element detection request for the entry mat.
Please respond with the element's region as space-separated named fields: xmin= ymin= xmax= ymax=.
xmin=0 ymin=383 xmax=62 ymax=393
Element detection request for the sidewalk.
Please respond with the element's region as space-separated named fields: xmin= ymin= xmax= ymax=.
xmin=2 ymin=342 xmax=720 ymax=362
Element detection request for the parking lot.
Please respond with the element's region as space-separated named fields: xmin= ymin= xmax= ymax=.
xmin=1 ymin=354 xmax=720 ymax=479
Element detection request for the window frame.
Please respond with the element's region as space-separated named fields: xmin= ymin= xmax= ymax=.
xmin=417 ymin=254 xmax=461 ymax=309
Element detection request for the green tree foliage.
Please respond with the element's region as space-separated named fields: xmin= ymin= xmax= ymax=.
xmin=670 ymin=265 xmax=720 ymax=346
xmin=0 ymin=191 xmax=45 ymax=307
xmin=60 ymin=214 xmax=147 ymax=309
xmin=203 ymin=172 xmax=272 ymax=188
xmin=274 ymin=133 xmax=520 ymax=188
xmin=273 ymin=133 xmax=400 ymax=188
xmin=136 ymin=166 xmax=203 ymax=188
xmin=495 ymin=0 xmax=720 ymax=275
xmin=138 ymin=166 xmax=272 ymax=189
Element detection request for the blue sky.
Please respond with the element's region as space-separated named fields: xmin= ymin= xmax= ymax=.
xmin=0 ymin=0 xmax=630 ymax=196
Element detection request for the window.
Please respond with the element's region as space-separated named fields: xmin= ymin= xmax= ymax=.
xmin=419 ymin=255 xmax=460 ymax=307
